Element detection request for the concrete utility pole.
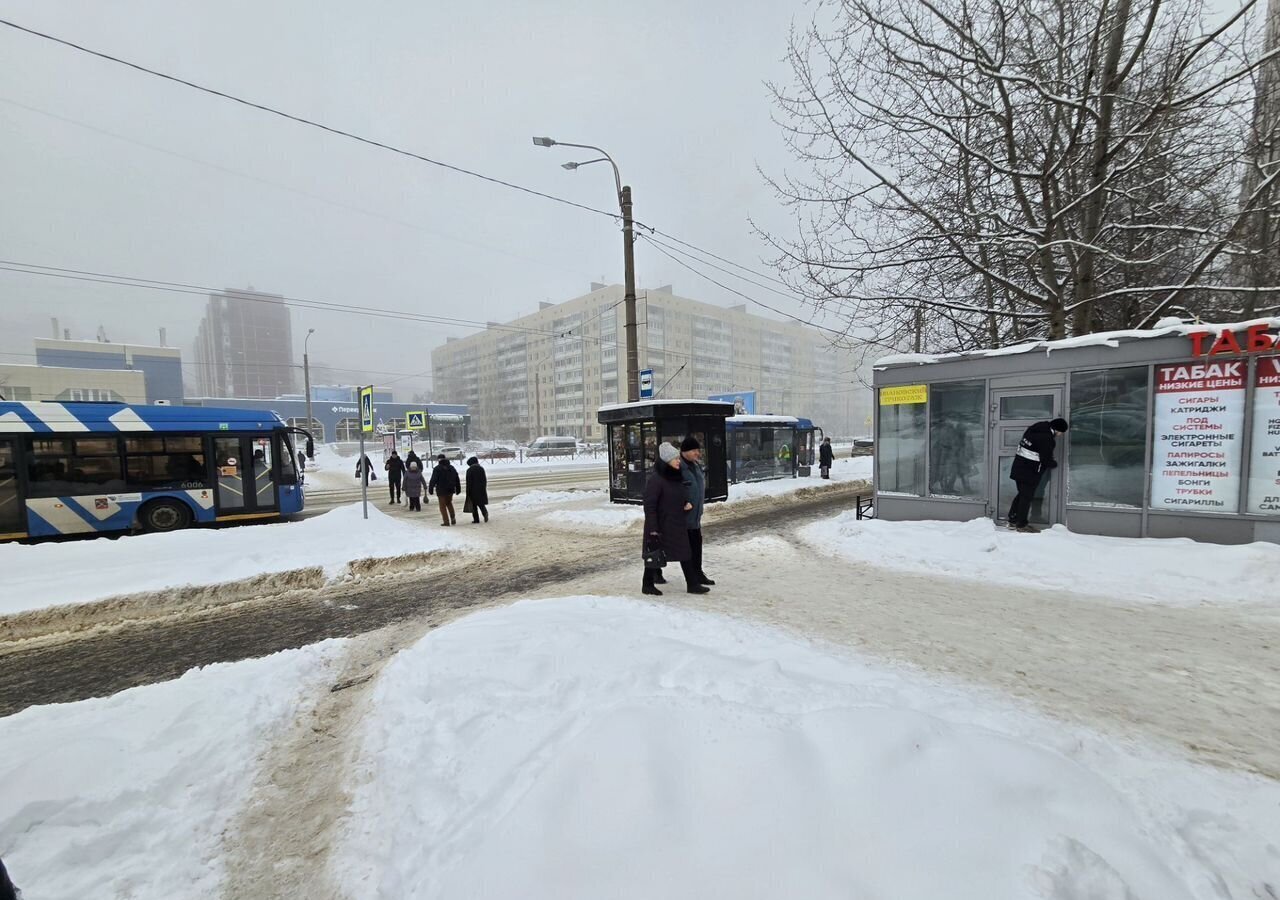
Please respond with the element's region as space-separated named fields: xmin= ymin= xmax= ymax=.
xmin=533 ymin=136 xmax=640 ymax=402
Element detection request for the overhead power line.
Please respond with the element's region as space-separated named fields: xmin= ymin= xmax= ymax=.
xmin=0 ymin=17 xmax=619 ymax=224
xmin=0 ymin=16 xmax=827 ymax=329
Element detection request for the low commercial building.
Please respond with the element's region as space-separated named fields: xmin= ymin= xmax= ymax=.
xmin=182 ymin=393 xmax=470 ymax=444
xmin=35 ymin=338 xmax=184 ymax=404
xmin=0 ymin=363 xmax=146 ymax=404
xmin=872 ymin=318 xmax=1280 ymax=545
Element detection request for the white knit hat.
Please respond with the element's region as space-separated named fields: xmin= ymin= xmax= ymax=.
xmin=658 ymin=442 xmax=680 ymax=464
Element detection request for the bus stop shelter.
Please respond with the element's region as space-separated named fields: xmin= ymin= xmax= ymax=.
xmin=597 ymin=400 xmax=734 ymax=504
xmin=725 ymin=415 xmax=823 ymax=481
xmin=872 ymin=318 xmax=1280 ymax=545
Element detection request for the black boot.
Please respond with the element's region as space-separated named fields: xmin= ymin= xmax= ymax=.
xmin=642 ymin=570 xmax=663 ymax=596
xmin=653 ymin=573 xmax=667 ymax=585
xmin=699 ymin=575 xmax=715 ymax=586
xmin=686 ymin=584 xmax=710 ymax=594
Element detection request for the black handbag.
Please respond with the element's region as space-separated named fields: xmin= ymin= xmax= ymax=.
xmin=643 ymin=535 xmax=666 ymax=570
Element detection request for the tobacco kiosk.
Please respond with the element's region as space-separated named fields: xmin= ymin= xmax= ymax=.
xmin=598 ymin=399 xmax=735 ymax=504
xmin=872 ymin=319 xmax=1280 ymax=545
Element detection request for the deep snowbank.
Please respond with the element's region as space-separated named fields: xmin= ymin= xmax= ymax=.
xmin=802 ymin=515 xmax=1280 ymax=607
xmin=0 ymin=503 xmax=478 ymax=616
xmin=334 ymin=597 xmax=1277 ymax=899
xmin=0 ymin=641 xmax=345 ymax=900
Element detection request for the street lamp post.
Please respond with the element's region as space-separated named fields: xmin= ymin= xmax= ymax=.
xmin=304 ymin=328 xmax=315 ymax=449
xmin=533 ymin=136 xmax=640 ymax=403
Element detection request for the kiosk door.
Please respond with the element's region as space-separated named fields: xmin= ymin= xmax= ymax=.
xmin=991 ymin=388 xmax=1064 ymax=527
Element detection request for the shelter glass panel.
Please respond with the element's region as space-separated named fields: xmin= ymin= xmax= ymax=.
xmin=1068 ymin=367 xmax=1149 ymax=508
xmin=877 ymin=400 xmax=926 ymax=495
xmin=928 ymin=381 xmax=985 ymax=499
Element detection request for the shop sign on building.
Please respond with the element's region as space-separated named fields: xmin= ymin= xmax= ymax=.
xmin=1150 ymin=361 xmax=1245 ymax=513
xmin=1190 ymin=323 xmax=1280 ymax=357
xmin=879 ymin=384 xmax=928 ymax=406
xmin=1248 ymin=357 xmax=1280 ymax=514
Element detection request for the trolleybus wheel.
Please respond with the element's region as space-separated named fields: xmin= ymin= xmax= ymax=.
xmin=139 ymin=498 xmax=193 ymax=533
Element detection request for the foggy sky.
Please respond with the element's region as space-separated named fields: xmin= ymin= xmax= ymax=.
xmin=0 ymin=0 xmax=814 ymax=400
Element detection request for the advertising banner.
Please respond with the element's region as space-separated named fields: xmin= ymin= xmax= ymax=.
xmin=1150 ymin=360 xmax=1245 ymax=513
xmin=1247 ymin=357 xmax=1280 ymax=514
xmin=708 ymin=390 xmax=757 ymax=415
xmin=878 ymin=384 xmax=928 ymax=406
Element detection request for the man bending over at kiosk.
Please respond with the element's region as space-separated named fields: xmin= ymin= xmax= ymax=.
xmin=1008 ymin=417 xmax=1069 ymax=533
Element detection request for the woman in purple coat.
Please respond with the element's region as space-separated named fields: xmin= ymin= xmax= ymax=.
xmin=642 ymin=442 xmax=708 ymax=596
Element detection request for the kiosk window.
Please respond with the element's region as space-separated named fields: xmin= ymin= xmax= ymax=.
xmin=878 ymin=398 xmax=926 ymax=495
xmin=929 ymin=381 xmax=985 ymax=499
xmin=1068 ymin=368 xmax=1148 ymax=508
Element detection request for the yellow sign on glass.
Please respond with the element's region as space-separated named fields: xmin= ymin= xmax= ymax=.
xmin=879 ymin=384 xmax=928 ymax=405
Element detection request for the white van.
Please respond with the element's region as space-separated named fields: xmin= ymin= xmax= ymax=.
xmin=526 ymin=435 xmax=577 ymax=457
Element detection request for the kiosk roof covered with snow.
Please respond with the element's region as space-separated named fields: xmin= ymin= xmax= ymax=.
xmin=872 ymin=318 xmax=1280 ymax=545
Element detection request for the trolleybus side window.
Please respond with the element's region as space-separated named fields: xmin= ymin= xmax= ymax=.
xmin=278 ymin=433 xmax=298 ymax=484
xmin=124 ymin=435 xmax=208 ymax=488
xmin=26 ymin=437 xmax=126 ymax=497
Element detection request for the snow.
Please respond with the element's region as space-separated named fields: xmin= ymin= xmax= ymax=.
xmin=802 ymin=515 xmax=1280 ymax=607
xmin=873 ymin=315 xmax=1280 ymax=368
xmin=498 ymin=488 xmax=607 ymax=511
xmin=725 ymin=455 xmax=872 ymax=502
xmin=726 ymin=413 xmax=800 ymax=424
xmin=541 ymin=505 xmax=644 ymax=533
xmin=598 ymin=398 xmax=735 ymax=412
xmin=0 ymin=503 xmax=479 ymax=616
xmin=333 ymin=596 xmax=1279 ymax=899
xmin=0 ymin=641 xmax=345 ymax=900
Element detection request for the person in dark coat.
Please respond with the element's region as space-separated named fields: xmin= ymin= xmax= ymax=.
xmin=680 ymin=436 xmax=713 ymax=587
xmin=818 ymin=436 xmax=835 ymax=479
xmin=1008 ymin=417 xmax=1069 ymax=533
xmin=0 ymin=857 xmax=19 ymax=900
xmin=384 ymin=450 xmax=405 ymax=505
xmin=465 ymin=456 xmax=490 ymax=523
xmin=428 ymin=454 xmax=461 ymax=525
xmin=405 ymin=449 xmax=422 ymax=472
xmin=403 ymin=461 xmax=426 ymax=511
xmin=643 ymin=442 xmax=706 ymax=596
xmin=354 ymin=453 xmax=377 ymax=486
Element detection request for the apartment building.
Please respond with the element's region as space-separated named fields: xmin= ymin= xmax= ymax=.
xmin=193 ymin=289 xmax=295 ymax=399
xmin=432 ymin=284 xmax=871 ymax=441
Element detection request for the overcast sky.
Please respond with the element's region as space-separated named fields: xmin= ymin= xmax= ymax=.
xmin=0 ymin=0 xmax=814 ymax=398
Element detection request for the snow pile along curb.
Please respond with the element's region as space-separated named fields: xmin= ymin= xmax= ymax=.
xmin=801 ymin=515 xmax=1280 ymax=607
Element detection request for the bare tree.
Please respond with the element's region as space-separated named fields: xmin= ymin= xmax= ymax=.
xmin=762 ymin=0 xmax=1280 ymax=353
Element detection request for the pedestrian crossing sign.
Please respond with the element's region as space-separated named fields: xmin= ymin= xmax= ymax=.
xmin=360 ymin=385 xmax=375 ymax=433
xmin=407 ymin=410 xmax=427 ymax=430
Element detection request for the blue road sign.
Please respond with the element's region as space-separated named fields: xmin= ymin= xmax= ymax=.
xmin=639 ymin=369 xmax=655 ymax=399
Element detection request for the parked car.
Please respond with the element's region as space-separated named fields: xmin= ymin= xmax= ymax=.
xmin=478 ymin=446 xmax=517 ymax=460
xmin=526 ymin=436 xmax=577 ymax=457
xmin=436 ymin=445 xmax=465 ymax=461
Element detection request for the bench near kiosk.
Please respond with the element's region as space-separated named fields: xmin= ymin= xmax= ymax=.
xmin=872 ymin=318 xmax=1280 ymax=545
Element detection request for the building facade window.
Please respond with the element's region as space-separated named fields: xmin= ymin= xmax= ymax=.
xmin=877 ymin=395 xmax=927 ymax=494
xmin=928 ymin=381 xmax=985 ymax=499
xmin=1068 ymin=367 xmax=1149 ymax=508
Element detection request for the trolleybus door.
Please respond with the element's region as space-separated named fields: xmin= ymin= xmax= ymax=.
xmin=0 ymin=439 xmax=23 ymax=539
xmin=212 ymin=434 xmax=279 ymax=517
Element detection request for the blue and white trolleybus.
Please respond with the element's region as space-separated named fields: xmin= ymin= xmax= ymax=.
xmin=0 ymin=401 xmax=313 ymax=540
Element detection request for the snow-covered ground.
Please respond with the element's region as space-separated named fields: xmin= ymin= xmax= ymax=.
xmin=0 ymin=641 xmax=345 ymax=900
xmin=498 ymin=488 xmax=607 ymax=512
xmin=304 ymin=444 xmax=607 ymax=493
xmin=519 ymin=456 xmax=872 ymax=534
xmin=802 ymin=515 xmax=1280 ymax=608
xmin=0 ymin=503 xmax=480 ymax=616
xmin=334 ymin=596 xmax=1279 ymax=899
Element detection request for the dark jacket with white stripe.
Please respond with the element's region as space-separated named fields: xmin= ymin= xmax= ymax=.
xmin=1010 ymin=421 xmax=1058 ymax=483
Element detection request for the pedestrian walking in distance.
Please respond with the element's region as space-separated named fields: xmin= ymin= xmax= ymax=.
xmin=464 ymin=456 xmax=490 ymax=523
xmin=384 ymin=449 xmax=405 ymax=505
xmin=354 ymin=453 xmax=377 ymax=487
xmin=819 ymin=436 xmax=834 ymax=479
xmin=428 ymin=453 xmax=461 ymax=525
xmin=405 ymin=448 xmax=422 ymax=473
xmin=680 ymin=436 xmax=714 ymax=588
xmin=403 ymin=461 xmax=425 ymax=511
xmin=642 ymin=442 xmax=709 ymax=596
xmin=1008 ymin=417 xmax=1069 ymax=533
